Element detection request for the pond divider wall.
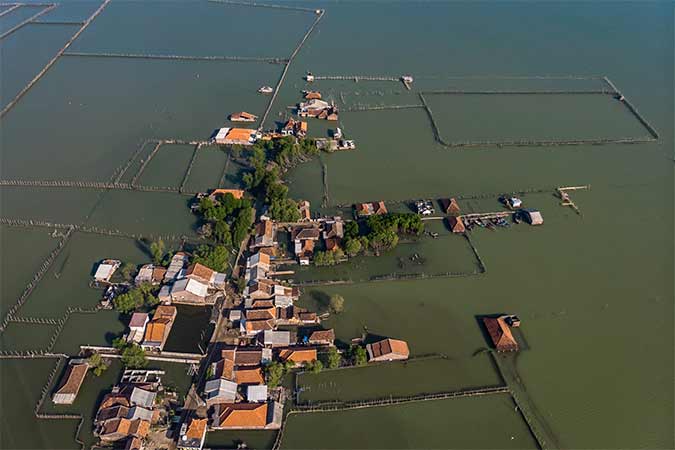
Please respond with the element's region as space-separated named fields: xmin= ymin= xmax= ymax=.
xmin=418 ymin=78 xmax=659 ymax=149
xmin=0 ymin=0 xmax=112 ymax=119
xmin=63 ymin=51 xmax=287 ymax=63
xmin=0 ymin=3 xmax=56 ymax=40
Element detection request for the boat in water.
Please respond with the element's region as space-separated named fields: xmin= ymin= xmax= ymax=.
xmin=258 ymin=86 xmax=274 ymax=94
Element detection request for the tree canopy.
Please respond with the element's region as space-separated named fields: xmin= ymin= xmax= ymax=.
xmin=113 ymin=283 xmax=159 ymax=314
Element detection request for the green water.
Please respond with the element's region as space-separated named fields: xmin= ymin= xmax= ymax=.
xmin=0 ymin=1 xmax=672 ymax=449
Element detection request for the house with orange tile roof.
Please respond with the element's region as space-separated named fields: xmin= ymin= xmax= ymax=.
xmin=235 ymin=367 xmax=265 ymax=385
xmin=98 ymin=418 xmax=150 ymax=442
xmin=446 ymin=216 xmax=465 ymax=234
xmin=178 ymin=418 xmax=208 ymax=450
xmin=482 ymin=316 xmax=519 ymax=352
xmin=142 ymin=305 xmax=177 ymax=351
xmin=278 ymin=348 xmax=317 ymax=366
xmin=229 ymin=111 xmax=258 ymax=122
xmin=211 ymin=403 xmax=270 ymax=429
xmin=52 ymin=360 xmax=89 ymax=404
xmin=242 ymin=318 xmax=275 ymax=336
xmin=355 ymin=201 xmax=388 ymax=216
xmin=366 ymin=338 xmax=410 ymax=362
xmin=308 ymin=329 xmax=335 ymax=346
xmin=251 ymin=219 xmax=276 ymax=249
xmin=208 ymin=188 xmax=245 ymax=201
xmin=213 ymin=127 xmax=259 ymax=146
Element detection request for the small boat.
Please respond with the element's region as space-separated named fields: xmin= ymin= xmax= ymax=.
xmin=258 ymin=86 xmax=274 ymax=94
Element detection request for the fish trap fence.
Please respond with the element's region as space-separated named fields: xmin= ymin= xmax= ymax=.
xmin=418 ymin=77 xmax=660 ymax=149
xmin=293 ymin=386 xmax=510 ymax=412
xmin=0 ymin=226 xmax=73 ymax=332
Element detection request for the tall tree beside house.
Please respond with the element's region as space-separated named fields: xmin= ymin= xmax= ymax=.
xmin=214 ymin=220 xmax=232 ymax=247
xmin=264 ymin=361 xmax=286 ymax=388
xmin=344 ymin=238 xmax=362 ymax=257
xmin=325 ymin=347 xmax=341 ymax=369
xmin=329 ymin=294 xmax=345 ymax=314
xmin=119 ymin=262 xmax=136 ymax=282
xmin=305 ymin=359 xmax=323 ymax=374
xmin=193 ymin=245 xmax=230 ymax=273
xmin=113 ymin=283 xmax=158 ymax=314
xmin=121 ymin=344 xmax=148 ymax=369
xmin=231 ymin=206 xmax=254 ymax=246
xmin=150 ymin=239 xmax=166 ymax=265
xmin=88 ymin=353 xmax=109 ymax=376
xmin=349 ymin=345 xmax=367 ymax=366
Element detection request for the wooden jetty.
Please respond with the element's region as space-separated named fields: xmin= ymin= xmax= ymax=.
xmin=556 ymin=185 xmax=590 ymax=214
xmin=259 ymin=9 xmax=324 ymax=127
xmin=460 ymin=211 xmax=512 ymax=220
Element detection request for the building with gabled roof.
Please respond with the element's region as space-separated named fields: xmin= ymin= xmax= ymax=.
xmin=251 ymin=220 xmax=275 ymax=249
xmin=170 ymin=277 xmax=209 ymax=304
xmin=447 ymin=216 xmax=466 ymax=234
xmin=164 ymin=252 xmax=189 ymax=282
xmin=229 ymin=111 xmax=258 ymax=122
xmin=204 ymin=378 xmax=238 ymax=405
xmin=308 ymin=329 xmax=335 ymax=346
xmin=214 ymin=127 xmax=258 ymax=146
xmin=235 ymin=367 xmax=265 ymax=385
xmin=208 ymin=188 xmax=245 ymax=201
xmin=439 ymin=198 xmax=461 ymax=215
xmin=246 ymin=385 xmax=268 ymax=403
xmin=52 ymin=360 xmax=89 ymax=404
xmin=211 ymin=403 xmax=269 ymax=429
xmin=178 ymin=418 xmax=207 ymax=450
xmin=94 ymin=259 xmax=121 ymax=282
xmin=278 ymin=348 xmax=317 ymax=366
xmin=482 ymin=316 xmax=519 ymax=352
xmin=366 ymin=338 xmax=410 ymax=362
xmin=142 ymin=305 xmax=177 ymax=351
xmin=127 ymin=313 xmax=149 ymax=344
xmin=262 ymin=330 xmax=291 ymax=348
xmin=242 ymin=318 xmax=275 ymax=336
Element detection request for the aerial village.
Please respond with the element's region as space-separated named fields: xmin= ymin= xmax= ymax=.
xmin=45 ymin=82 xmax=554 ymax=450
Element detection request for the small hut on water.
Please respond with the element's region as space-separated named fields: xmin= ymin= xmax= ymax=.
xmin=446 ymin=216 xmax=465 ymax=233
xmin=439 ymin=198 xmax=461 ymax=215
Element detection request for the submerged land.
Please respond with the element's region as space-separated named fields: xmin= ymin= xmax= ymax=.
xmin=0 ymin=1 xmax=673 ymax=450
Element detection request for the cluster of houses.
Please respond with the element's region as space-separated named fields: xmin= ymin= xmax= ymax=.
xmin=93 ymin=370 xmax=168 ymax=449
xmin=355 ymin=200 xmax=388 ymax=217
xmin=297 ymin=97 xmax=338 ymax=121
xmin=125 ymin=305 xmax=178 ymax=352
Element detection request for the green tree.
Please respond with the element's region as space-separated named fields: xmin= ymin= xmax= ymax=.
xmin=121 ymin=344 xmax=147 ymax=368
xmin=350 ymin=345 xmax=367 ymax=366
xmin=231 ymin=206 xmax=253 ymax=245
xmin=305 ymin=359 xmax=323 ymax=374
xmin=193 ymin=245 xmax=230 ymax=272
xmin=149 ymin=239 xmax=166 ymax=265
xmin=119 ymin=262 xmax=136 ymax=281
xmin=113 ymin=284 xmax=158 ymax=314
xmin=325 ymin=347 xmax=341 ymax=369
xmin=344 ymin=238 xmax=362 ymax=257
xmin=214 ymin=220 xmax=232 ymax=247
xmin=329 ymin=294 xmax=345 ymax=314
xmin=265 ymin=361 xmax=286 ymax=388
xmin=112 ymin=337 xmax=126 ymax=350
xmin=88 ymin=353 xmax=108 ymax=376
xmin=344 ymin=221 xmax=359 ymax=240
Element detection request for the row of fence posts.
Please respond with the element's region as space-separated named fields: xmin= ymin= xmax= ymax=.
xmin=0 ymin=0 xmax=112 ymax=118
xmin=63 ymin=51 xmax=286 ymax=63
xmin=0 ymin=227 xmax=73 ymax=332
xmin=293 ymin=386 xmax=510 ymax=412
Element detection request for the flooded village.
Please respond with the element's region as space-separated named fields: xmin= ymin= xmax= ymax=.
xmin=0 ymin=1 xmax=672 ymax=450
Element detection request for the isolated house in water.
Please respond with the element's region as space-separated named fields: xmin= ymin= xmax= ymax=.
xmin=446 ymin=216 xmax=466 ymax=233
xmin=482 ymin=316 xmax=519 ymax=352
xmin=439 ymin=198 xmax=461 ymax=215
xmin=522 ymin=209 xmax=543 ymax=226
